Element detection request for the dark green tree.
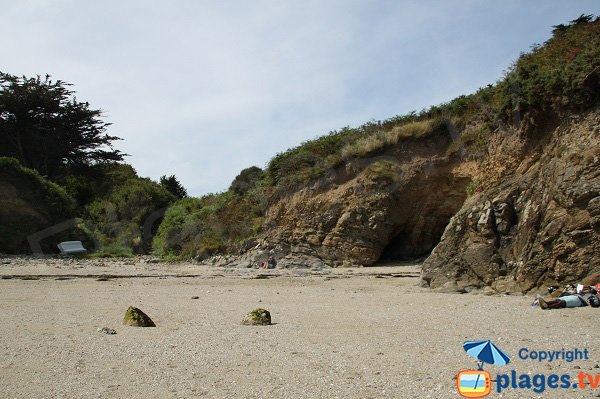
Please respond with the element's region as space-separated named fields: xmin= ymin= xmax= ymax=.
xmin=159 ymin=174 xmax=187 ymax=199
xmin=571 ymin=14 xmax=594 ymax=25
xmin=551 ymin=24 xmax=568 ymax=35
xmin=0 ymin=72 xmax=124 ymax=178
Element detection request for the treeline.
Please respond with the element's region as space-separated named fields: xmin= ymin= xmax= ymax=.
xmin=0 ymin=70 xmax=264 ymax=257
xmin=0 ymin=73 xmax=185 ymax=255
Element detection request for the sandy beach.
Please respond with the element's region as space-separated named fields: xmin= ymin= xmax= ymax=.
xmin=0 ymin=257 xmax=598 ymax=399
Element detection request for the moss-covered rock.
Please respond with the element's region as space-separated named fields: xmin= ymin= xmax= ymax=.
xmin=123 ymin=306 xmax=156 ymax=327
xmin=241 ymin=308 xmax=271 ymax=326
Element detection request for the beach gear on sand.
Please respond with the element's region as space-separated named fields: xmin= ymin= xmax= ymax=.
xmin=561 ymin=294 xmax=587 ymax=308
xmin=539 ymin=282 xmax=600 ymax=310
xmin=57 ymin=241 xmax=87 ymax=255
xmin=588 ymin=295 xmax=600 ymax=307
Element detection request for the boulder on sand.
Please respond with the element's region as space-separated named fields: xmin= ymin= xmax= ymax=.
xmin=123 ymin=306 xmax=156 ymax=327
xmin=241 ymin=308 xmax=271 ymax=326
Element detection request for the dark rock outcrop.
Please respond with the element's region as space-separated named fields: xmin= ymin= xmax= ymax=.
xmin=421 ymin=109 xmax=600 ymax=293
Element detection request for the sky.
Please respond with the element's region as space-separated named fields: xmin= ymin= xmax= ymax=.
xmin=2 ymin=1 xmax=599 ymax=196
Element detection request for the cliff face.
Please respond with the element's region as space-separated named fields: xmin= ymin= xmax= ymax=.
xmin=252 ymin=108 xmax=599 ymax=293
xmin=421 ymin=108 xmax=600 ymax=293
xmin=262 ymin=126 xmax=474 ymax=267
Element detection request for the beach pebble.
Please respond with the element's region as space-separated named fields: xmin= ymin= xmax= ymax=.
xmin=97 ymin=327 xmax=117 ymax=335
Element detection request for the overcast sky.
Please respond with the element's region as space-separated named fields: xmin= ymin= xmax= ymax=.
xmin=2 ymin=1 xmax=599 ymax=195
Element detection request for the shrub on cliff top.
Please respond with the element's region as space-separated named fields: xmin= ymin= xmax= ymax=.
xmin=497 ymin=14 xmax=600 ymax=119
xmin=230 ymin=166 xmax=263 ymax=195
xmin=153 ymin=186 xmax=266 ymax=259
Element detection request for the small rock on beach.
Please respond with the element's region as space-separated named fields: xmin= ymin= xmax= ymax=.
xmin=241 ymin=308 xmax=271 ymax=326
xmin=123 ymin=306 xmax=156 ymax=327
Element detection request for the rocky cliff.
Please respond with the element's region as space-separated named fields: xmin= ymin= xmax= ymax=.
xmin=189 ymin=17 xmax=600 ymax=294
xmin=421 ymin=108 xmax=600 ymax=293
xmin=249 ymin=107 xmax=598 ymax=294
xmin=262 ymin=124 xmax=473 ymax=268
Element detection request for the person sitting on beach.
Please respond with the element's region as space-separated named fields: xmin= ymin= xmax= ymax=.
xmin=539 ymin=292 xmax=600 ymax=309
xmin=267 ymin=256 xmax=277 ymax=269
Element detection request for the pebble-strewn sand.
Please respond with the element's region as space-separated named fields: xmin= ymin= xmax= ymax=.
xmin=0 ymin=257 xmax=598 ymax=399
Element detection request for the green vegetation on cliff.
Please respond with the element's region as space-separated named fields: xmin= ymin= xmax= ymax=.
xmin=0 ymin=157 xmax=80 ymax=253
xmin=85 ymin=168 xmax=175 ymax=257
xmin=0 ymin=74 xmax=178 ymax=255
xmin=153 ymin=169 xmax=266 ymax=259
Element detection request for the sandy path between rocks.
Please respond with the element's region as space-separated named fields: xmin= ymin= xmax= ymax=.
xmin=0 ymin=258 xmax=598 ymax=398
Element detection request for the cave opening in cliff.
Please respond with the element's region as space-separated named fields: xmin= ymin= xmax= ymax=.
xmin=372 ymin=170 xmax=472 ymax=265
xmin=379 ymin=232 xmax=413 ymax=262
xmin=377 ymin=215 xmax=454 ymax=263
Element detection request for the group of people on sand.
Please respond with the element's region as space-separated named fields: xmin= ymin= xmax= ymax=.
xmin=256 ymin=256 xmax=277 ymax=269
xmin=538 ymin=283 xmax=600 ymax=310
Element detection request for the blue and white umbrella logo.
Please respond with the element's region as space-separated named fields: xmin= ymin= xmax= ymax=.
xmin=463 ymin=340 xmax=511 ymax=370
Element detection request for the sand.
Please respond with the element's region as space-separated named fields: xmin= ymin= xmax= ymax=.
xmin=0 ymin=257 xmax=598 ymax=399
